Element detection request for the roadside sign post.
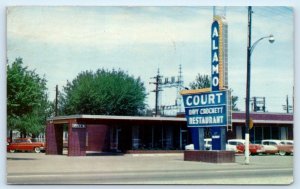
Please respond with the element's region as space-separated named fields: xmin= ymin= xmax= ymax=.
xmin=211 ymin=18 xmax=227 ymax=150
xmin=181 ymin=9 xmax=230 ymax=152
xmin=182 ymin=90 xmax=229 ymax=150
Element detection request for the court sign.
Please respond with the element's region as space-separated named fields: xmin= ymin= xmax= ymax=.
xmin=182 ymin=90 xmax=228 ymax=127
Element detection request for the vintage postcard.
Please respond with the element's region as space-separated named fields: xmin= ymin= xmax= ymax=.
xmin=6 ymin=6 xmax=293 ymax=185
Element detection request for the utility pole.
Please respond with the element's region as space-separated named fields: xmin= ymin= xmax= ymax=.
xmin=55 ymin=85 xmax=58 ymax=116
xmin=150 ymin=69 xmax=162 ymax=116
xmin=262 ymin=97 xmax=266 ymax=112
xmin=159 ymin=64 xmax=184 ymax=115
xmin=245 ymin=6 xmax=252 ymax=165
xmin=286 ymin=95 xmax=289 ymax=113
xmin=244 ymin=7 xmax=274 ymax=165
xmin=283 ymin=95 xmax=293 ymax=113
xmin=253 ymin=97 xmax=257 ymax=111
xmin=251 ymin=96 xmax=266 ymax=112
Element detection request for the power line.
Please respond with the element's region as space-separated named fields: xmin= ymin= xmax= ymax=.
xmin=150 ymin=65 xmax=184 ymax=116
xmin=149 ymin=69 xmax=163 ymax=117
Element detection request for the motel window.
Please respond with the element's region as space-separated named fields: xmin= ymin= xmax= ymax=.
xmin=263 ymin=127 xmax=271 ymax=139
xmin=271 ymin=127 xmax=279 ymax=139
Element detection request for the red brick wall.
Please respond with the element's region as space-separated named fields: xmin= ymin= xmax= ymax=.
xmin=86 ymin=125 xmax=110 ymax=152
xmin=68 ymin=120 xmax=86 ymax=156
xmin=184 ymin=150 xmax=235 ymax=163
xmin=46 ymin=122 xmax=63 ymax=155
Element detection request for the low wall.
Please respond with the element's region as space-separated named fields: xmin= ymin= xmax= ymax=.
xmin=184 ymin=150 xmax=235 ymax=163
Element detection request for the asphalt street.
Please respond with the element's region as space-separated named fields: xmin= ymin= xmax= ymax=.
xmin=6 ymin=152 xmax=293 ymax=185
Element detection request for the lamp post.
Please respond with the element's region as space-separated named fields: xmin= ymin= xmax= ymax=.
xmin=245 ymin=6 xmax=274 ymax=165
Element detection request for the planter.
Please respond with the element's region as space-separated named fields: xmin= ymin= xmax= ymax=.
xmin=184 ymin=150 xmax=235 ymax=163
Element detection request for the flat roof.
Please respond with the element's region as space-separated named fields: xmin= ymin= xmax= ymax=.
xmin=48 ymin=112 xmax=293 ymax=125
xmin=48 ymin=114 xmax=186 ymax=124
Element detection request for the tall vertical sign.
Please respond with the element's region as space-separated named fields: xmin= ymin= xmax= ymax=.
xmin=211 ymin=20 xmax=220 ymax=91
xmin=211 ymin=15 xmax=227 ymax=150
xmin=180 ymin=8 xmax=230 ymax=152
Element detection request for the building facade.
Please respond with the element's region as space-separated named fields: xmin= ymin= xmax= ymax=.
xmin=46 ymin=112 xmax=293 ymax=156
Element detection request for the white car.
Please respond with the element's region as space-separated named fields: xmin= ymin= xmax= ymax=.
xmin=261 ymin=139 xmax=293 ymax=155
xmin=226 ymin=139 xmax=245 ymax=152
xmin=280 ymin=140 xmax=293 ymax=145
xmin=185 ymin=144 xmax=194 ymax=150
xmin=261 ymin=139 xmax=281 ymax=154
xmin=204 ymin=138 xmax=212 ymax=150
xmin=184 ymin=139 xmax=211 ymax=151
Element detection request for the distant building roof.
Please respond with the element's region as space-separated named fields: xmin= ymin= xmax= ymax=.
xmin=232 ymin=112 xmax=293 ymax=124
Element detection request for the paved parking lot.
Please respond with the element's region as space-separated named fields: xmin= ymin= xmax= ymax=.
xmin=7 ymin=152 xmax=293 ymax=184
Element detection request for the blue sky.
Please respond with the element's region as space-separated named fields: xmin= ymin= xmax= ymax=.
xmin=7 ymin=6 xmax=294 ymax=113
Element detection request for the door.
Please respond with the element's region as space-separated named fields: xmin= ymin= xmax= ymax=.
xmin=110 ymin=126 xmax=122 ymax=152
xmin=180 ymin=129 xmax=188 ymax=150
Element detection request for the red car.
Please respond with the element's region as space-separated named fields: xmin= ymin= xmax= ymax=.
xmin=7 ymin=138 xmax=45 ymax=153
xmin=236 ymin=143 xmax=265 ymax=155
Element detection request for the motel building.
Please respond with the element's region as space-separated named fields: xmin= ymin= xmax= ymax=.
xmin=45 ymin=111 xmax=293 ymax=156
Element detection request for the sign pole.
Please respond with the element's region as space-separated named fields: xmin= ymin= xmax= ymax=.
xmin=198 ymin=128 xmax=204 ymax=150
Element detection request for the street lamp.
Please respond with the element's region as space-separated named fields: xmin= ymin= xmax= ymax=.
xmin=245 ymin=7 xmax=274 ymax=165
xmin=250 ymin=35 xmax=275 ymax=55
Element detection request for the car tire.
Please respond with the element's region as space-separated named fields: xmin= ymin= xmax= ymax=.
xmin=34 ymin=147 xmax=41 ymax=153
xmin=279 ymin=150 xmax=286 ymax=156
xmin=9 ymin=149 xmax=15 ymax=153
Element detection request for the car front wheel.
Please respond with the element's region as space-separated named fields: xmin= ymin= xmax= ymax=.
xmin=9 ymin=149 xmax=15 ymax=153
xmin=34 ymin=147 xmax=41 ymax=153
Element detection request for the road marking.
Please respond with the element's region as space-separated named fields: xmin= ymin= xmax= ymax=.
xmin=216 ymin=168 xmax=292 ymax=173
xmin=8 ymin=168 xmax=292 ymax=178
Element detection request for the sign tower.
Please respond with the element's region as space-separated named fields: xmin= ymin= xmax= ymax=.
xmin=181 ymin=7 xmax=231 ymax=151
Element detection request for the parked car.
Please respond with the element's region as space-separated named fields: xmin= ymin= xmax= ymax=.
xmin=226 ymin=139 xmax=245 ymax=152
xmin=204 ymin=138 xmax=212 ymax=150
xmin=7 ymin=138 xmax=45 ymax=153
xmin=261 ymin=139 xmax=293 ymax=156
xmin=185 ymin=144 xmax=194 ymax=150
xmin=280 ymin=140 xmax=293 ymax=145
xmin=185 ymin=138 xmax=212 ymax=150
xmin=184 ymin=139 xmax=212 ymax=151
xmin=236 ymin=143 xmax=265 ymax=155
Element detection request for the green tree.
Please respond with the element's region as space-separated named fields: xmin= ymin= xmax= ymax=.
xmin=7 ymin=58 xmax=50 ymax=138
xmin=189 ymin=74 xmax=211 ymax=89
xmin=60 ymin=69 xmax=146 ymax=116
xmin=231 ymin=92 xmax=240 ymax=111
